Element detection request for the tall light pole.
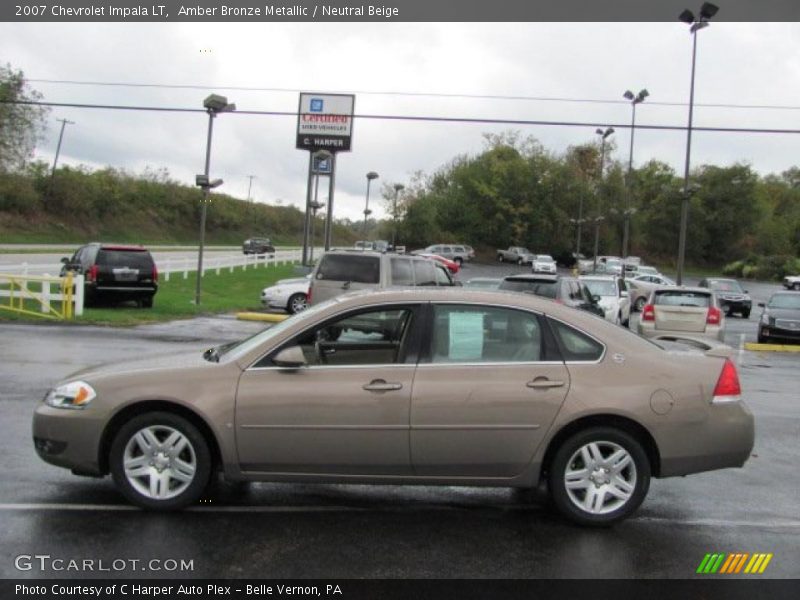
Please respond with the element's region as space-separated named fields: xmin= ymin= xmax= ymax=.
xmin=593 ymin=127 xmax=614 ymax=272
xmin=246 ymin=175 xmax=256 ymax=202
xmin=195 ymin=94 xmax=235 ymax=306
xmin=392 ymin=183 xmax=404 ymax=250
xmin=676 ymin=2 xmax=718 ymax=285
xmin=363 ymin=171 xmax=379 ymax=239
xmin=622 ymin=88 xmax=648 ymax=271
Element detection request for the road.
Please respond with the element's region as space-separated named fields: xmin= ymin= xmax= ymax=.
xmin=1 ymin=267 xmax=798 ymax=579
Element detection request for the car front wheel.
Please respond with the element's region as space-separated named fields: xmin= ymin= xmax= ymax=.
xmin=110 ymin=412 xmax=211 ymax=510
xmin=549 ymin=427 xmax=650 ymax=526
xmin=287 ymin=292 xmax=308 ymax=314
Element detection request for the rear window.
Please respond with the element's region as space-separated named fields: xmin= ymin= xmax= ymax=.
xmin=413 ymin=260 xmax=437 ymax=286
xmin=654 ymin=291 xmax=711 ymax=307
xmin=499 ymin=279 xmax=557 ymax=298
xmin=317 ymin=254 xmax=380 ymax=284
xmin=96 ymin=249 xmax=153 ymax=269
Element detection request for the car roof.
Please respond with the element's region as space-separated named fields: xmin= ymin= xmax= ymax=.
xmin=654 ymin=285 xmax=711 ymax=294
xmin=580 ymin=275 xmax=616 ymax=281
xmin=503 ymin=274 xmax=559 ymax=282
xmin=91 ymin=243 xmax=148 ymax=251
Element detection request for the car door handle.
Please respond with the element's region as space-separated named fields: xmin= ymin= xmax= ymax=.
xmin=362 ymin=379 xmax=403 ymax=392
xmin=526 ymin=378 xmax=565 ymax=389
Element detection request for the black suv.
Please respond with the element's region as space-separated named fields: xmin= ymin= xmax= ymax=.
xmin=499 ymin=274 xmax=604 ymax=317
xmin=242 ymin=238 xmax=276 ymax=255
xmin=698 ymin=278 xmax=752 ymax=318
xmin=61 ymin=243 xmax=158 ymax=308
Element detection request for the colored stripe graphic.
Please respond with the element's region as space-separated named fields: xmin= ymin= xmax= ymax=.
xmin=699 ymin=552 xmax=772 ymax=574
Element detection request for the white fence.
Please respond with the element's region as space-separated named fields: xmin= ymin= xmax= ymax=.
xmin=0 ymin=250 xmax=304 ymax=279
xmin=0 ymin=273 xmax=84 ymax=319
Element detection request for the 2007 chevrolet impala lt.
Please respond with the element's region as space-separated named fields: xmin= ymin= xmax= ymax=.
xmin=33 ymin=289 xmax=754 ymax=525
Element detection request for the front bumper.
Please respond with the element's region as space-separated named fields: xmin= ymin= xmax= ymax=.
xmin=759 ymin=324 xmax=800 ymax=343
xmin=32 ymin=404 xmax=105 ymax=476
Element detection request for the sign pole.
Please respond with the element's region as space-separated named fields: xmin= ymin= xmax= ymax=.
xmin=301 ymin=151 xmax=314 ymax=266
xmin=325 ymin=152 xmax=337 ymax=251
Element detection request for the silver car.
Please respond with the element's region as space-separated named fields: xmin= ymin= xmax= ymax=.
xmin=637 ymin=286 xmax=726 ymax=342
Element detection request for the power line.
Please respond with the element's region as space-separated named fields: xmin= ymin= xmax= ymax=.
xmin=26 ymin=78 xmax=800 ymax=112
xmin=4 ymin=99 xmax=800 ymax=135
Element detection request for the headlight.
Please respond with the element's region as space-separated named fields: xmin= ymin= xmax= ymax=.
xmin=44 ymin=381 xmax=96 ymax=410
xmin=760 ymin=313 xmax=770 ymax=325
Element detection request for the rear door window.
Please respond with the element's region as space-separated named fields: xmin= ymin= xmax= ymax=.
xmin=413 ymin=260 xmax=437 ymax=286
xmin=391 ymin=258 xmax=414 ymax=286
xmin=548 ymin=319 xmax=604 ymax=362
xmin=317 ymin=255 xmax=380 ymax=284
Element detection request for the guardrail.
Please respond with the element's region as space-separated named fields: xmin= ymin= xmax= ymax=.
xmin=0 ymin=272 xmax=84 ymax=319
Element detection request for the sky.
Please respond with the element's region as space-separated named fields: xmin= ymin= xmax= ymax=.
xmin=1 ymin=21 xmax=799 ymax=222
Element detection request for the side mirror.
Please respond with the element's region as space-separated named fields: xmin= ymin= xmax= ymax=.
xmin=757 ymin=302 xmax=765 ymax=308
xmin=272 ymin=346 xmax=307 ymax=368
xmin=60 ymin=257 xmax=70 ymax=264
xmin=592 ymin=294 xmax=601 ymax=303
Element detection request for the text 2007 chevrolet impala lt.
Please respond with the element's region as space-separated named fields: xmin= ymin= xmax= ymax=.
xmin=33 ymin=289 xmax=754 ymax=526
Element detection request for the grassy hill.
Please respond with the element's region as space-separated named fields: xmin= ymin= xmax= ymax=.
xmin=0 ymin=163 xmax=359 ymax=246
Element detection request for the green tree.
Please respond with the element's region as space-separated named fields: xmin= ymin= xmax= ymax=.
xmin=0 ymin=64 xmax=49 ymax=173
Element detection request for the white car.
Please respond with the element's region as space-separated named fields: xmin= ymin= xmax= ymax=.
xmin=531 ymin=254 xmax=557 ymax=274
xmin=260 ymin=276 xmax=310 ymax=314
xmin=783 ymin=275 xmax=800 ymax=291
xmin=580 ymin=275 xmax=631 ymax=327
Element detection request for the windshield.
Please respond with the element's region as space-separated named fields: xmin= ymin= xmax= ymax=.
xmin=499 ymin=279 xmax=557 ymax=298
xmin=768 ymin=294 xmax=800 ymax=310
xmin=536 ymin=255 xmax=554 ymax=262
xmin=708 ymin=280 xmax=744 ymax=293
xmin=583 ymin=280 xmax=617 ymax=297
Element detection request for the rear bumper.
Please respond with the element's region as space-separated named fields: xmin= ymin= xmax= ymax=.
xmin=637 ymin=322 xmax=724 ymax=342
xmin=658 ymin=400 xmax=754 ymax=477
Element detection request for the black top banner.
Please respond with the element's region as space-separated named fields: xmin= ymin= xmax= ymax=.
xmin=3 ymin=0 xmax=799 ymax=22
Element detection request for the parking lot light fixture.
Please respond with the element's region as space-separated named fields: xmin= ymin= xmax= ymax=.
xmin=363 ymin=171 xmax=379 ymax=238
xmin=392 ymin=183 xmax=405 ymax=250
xmin=593 ymin=127 xmax=614 ymax=272
xmin=622 ymin=89 xmax=648 ymax=269
xmin=195 ymin=94 xmax=235 ymax=306
xmin=677 ymin=3 xmax=718 ymax=286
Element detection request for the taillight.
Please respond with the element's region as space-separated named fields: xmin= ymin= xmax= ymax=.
xmin=707 ymin=306 xmax=721 ymax=325
xmin=152 ymin=264 xmax=159 ymax=283
xmin=712 ymin=359 xmax=741 ymax=403
xmin=87 ymin=265 xmax=99 ymax=283
xmin=642 ymin=304 xmax=655 ymax=322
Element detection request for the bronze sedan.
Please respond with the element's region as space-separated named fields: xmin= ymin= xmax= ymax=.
xmin=33 ymin=289 xmax=754 ymax=526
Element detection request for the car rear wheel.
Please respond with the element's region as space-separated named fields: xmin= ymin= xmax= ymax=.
xmin=549 ymin=427 xmax=650 ymax=526
xmin=110 ymin=412 xmax=211 ymax=510
xmin=741 ymin=309 xmax=750 ymax=319
xmin=287 ymin=292 xmax=308 ymax=314
xmin=634 ymin=297 xmax=647 ymax=312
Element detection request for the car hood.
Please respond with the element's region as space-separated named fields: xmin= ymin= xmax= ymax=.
xmin=276 ymin=277 xmax=309 ymax=286
xmin=763 ymin=307 xmax=800 ymax=320
xmin=59 ymin=349 xmax=213 ymax=384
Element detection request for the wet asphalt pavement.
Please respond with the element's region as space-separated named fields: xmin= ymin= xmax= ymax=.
xmin=1 ymin=264 xmax=798 ymax=579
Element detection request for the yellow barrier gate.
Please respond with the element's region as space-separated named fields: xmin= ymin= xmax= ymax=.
xmin=0 ymin=272 xmax=80 ymax=320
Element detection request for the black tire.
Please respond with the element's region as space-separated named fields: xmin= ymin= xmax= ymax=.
xmin=110 ymin=411 xmax=212 ymax=510
xmin=634 ymin=297 xmax=647 ymax=312
xmin=757 ymin=333 xmax=766 ymax=344
xmin=287 ymin=292 xmax=308 ymax=315
xmin=723 ymin=304 xmax=733 ymax=316
xmin=140 ymin=296 xmax=154 ymax=309
xmin=548 ymin=426 xmax=651 ymax=526
xmin=741 ymin=309 xmax=750 ymax=319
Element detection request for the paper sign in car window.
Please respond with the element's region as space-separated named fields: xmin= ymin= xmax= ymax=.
xmin=448 ymin=312 xmax=484 ymax=361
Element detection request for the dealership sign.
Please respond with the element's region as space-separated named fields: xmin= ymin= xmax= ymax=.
xmin=296 ymin=93 xmax=355 ymax=152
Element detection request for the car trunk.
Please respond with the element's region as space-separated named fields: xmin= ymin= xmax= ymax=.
xmin=654 ymin=305 xmax=708 ymax=332
xmin=96 ymin=249 xmax=155 ymax=289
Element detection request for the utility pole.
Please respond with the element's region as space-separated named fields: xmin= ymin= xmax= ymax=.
xmin=48 ymin=119 xmax=75 ymax=204
xmin=246 ymin=175 xmax=256 ymax=202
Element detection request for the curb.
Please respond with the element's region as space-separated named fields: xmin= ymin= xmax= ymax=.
xmin=235 ymin=312 xmax=289 ymax=323
xmin=743 ymin=342 xmax=800 ymax=353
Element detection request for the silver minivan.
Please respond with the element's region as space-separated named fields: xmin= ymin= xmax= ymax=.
xmin=309 ymin=251 xmax=457 ymax=305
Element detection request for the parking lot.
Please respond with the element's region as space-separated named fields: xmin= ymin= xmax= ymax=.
xmin=1 ymin=261 xmax=798 ymax=579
